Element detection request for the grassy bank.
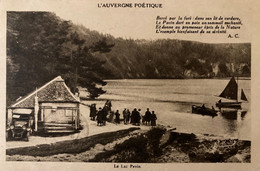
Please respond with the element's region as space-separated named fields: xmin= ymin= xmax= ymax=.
xmin=88 ymin=128 xmax=251 ymax=163
xmin=6 ymin=126 xmax=250 ymax=163
xmin=6 ymin=127 xmax=139 ymax=157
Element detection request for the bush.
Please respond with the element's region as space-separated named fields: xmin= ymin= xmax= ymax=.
xmin=146 ymin=126 xmax=166 ymax=156
xmin=113 ymin=135 xmax=150 ymax=162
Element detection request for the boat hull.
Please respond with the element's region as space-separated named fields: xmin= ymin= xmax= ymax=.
xmin=191 ymin=105 xmax=218 ymax=116
xmin=216 ymin=102 xmax=241 ymax=109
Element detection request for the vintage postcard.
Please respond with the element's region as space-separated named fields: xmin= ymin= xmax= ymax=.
xmin=0 ymin=0 xmax=260 ymax=170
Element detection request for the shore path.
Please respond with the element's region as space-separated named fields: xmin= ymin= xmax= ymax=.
xmin=6 ymin=103 xmax=149 ymax=149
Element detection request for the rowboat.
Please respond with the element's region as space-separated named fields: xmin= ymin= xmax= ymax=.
xmin=192 ymin=105 xmax=218 ymax=116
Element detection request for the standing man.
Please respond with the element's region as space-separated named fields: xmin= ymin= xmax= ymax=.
xmin=97 ymin=107 xmax=103 ymax=126
xmin=90 ymin=104 xmax=97 ymax=121
xmin=102 ymin=108 xmax=107 ymax=126
xmin=145 ymin=108 xmax=151 ymax=125
xmin=115 ymin=110 xmax=120 ymax=124
xmin=131 ymin=108 xmax=137 ymax=125
xmin=136 ymin=109 xmax=141 ymax=126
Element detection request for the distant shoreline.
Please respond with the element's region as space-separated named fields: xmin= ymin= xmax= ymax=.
xmin=104 ymin=77 xmax=251 ymax=81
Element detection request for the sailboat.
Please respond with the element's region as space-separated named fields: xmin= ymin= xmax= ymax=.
xmin=216 ymin=76 xmax=248 ymax=108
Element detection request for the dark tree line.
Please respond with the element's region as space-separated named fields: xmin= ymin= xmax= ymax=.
xmin=7 ymin=12 xmax=113 ymax=105
xmin=98 ymin=38 xmax=251 ymax=79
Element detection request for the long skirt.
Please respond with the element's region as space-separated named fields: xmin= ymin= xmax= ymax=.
xmin=151 ymin=120 xmax=156 ymax=126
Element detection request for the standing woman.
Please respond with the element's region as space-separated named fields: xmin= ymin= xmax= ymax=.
xmin=150 ymin=111 xmax=157 ymax=127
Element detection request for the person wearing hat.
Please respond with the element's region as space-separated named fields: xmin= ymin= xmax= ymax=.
xmin=115 ymin=110 xmax=120 ymax=124
xmin=97 ymin=107 xmax=103 ymax=126
xmin=145 ymin=108 xmax=151 ymax=125
xmin=90 ymin=104 xmax=97 ymax=121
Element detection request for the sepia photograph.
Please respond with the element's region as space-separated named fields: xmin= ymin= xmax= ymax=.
xmin=1 ymin=0 xmax=259 ymax=170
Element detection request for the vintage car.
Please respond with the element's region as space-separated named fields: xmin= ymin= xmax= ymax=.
xmin=6 ymin=109 xmax=34 ymax=141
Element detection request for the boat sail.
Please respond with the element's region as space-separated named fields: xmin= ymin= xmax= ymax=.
xmin=219 ymin=76 xmax=238 ymax=100
xmin=241 ymin=89 xmax=248 ymax=101
xmin=216 ymin=76 xmax=247 ymax=108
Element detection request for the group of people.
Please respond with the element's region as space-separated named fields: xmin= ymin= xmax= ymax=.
xmin=89 ymin=103 xmax=109 ymax=126
xmin=113 ymin=108 xmax=158 ymax=126
xmin=132 ymin=108 xmax=157 ymax=126
xmin=89 ymin=104 xmax=158 ymax=127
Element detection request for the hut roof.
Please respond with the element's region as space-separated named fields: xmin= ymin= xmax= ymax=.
xmin=10 ymin=76 xmax=80 ymax=108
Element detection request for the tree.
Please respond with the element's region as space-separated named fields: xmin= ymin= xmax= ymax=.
xmin=218 ymin=63 xmax=230 ymax=77
xmin=56 ymin=32 xmax=114 ymax=98
xmin=7 ymin=12 xmax=114 ymax=105
xmin=7 ymin=12 xmax=70 ymax=104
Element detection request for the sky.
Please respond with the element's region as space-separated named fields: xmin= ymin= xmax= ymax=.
xmin=2 ymin=0 xmax=254 ymax=43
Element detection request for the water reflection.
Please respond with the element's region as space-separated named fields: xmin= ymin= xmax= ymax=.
xmin=220 ymin=109 xmax=248 ymax=120
xmin=225 ymin=118 xmax=238 ymax=136
xmin=221 ymin=109 xmax=238 ymax=120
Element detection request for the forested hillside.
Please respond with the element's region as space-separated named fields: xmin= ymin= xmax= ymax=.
xmin=7 ymin=12 xmax=114 ymax=105
xmin=7 ymin=12 xmax=251 ymax=105
xmin=102 ymin=39 xmax=250 ymax=79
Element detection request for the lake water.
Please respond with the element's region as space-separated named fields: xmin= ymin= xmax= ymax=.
xmin=83 ymin=79 xmax=251 ymax=140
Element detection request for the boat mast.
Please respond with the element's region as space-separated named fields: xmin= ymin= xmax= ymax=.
xmin=236 ymin=76 xmax=238 ymax=102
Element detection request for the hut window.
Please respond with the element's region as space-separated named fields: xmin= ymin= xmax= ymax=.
xmin=13 ymin=114 xmax=21 ymax=119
